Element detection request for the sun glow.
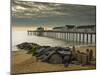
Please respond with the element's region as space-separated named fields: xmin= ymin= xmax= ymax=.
xmin=12 ymin=26 xmax=52 ymax=32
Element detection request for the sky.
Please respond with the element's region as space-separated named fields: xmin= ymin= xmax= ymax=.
xmin=12 ymin=0 xmax=96 ymax=30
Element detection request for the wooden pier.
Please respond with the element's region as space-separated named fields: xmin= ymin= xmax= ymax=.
xmin=27 ymin=30 xmax=96 ymax=44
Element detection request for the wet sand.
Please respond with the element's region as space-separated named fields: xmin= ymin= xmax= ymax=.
xmin=11 ymin=46 xmax=96 ymax=74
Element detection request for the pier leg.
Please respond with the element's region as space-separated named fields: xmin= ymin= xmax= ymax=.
xmin=63 ymin=33 xmax=64 ymax=40
xmin=63 ymin=33 xmax=65 ymax=40
xmin=61 ymin=33 xmax=63 ymax=40
xmin=62 ymin=33 xmax=64 ymax=40
xmin=54 ymin=32 xmax=56 ymax=38
xmin=76 ymin=33 xmax=78 ymax=43
xmin=50 ymin=32 xmax=52 ymax=37
xmin=52 ymin=32 xmax=54 ymax=38
xmin=79 ymin=33 xmax=81 ymax=44
xmin=58 ymin=33 xmax=60 ymax=39
xmin=52 ymin=32 xmax=53 ymax=38
xmin=67 ymin=33 xmax=68 ymax=41
xmin=69 ymin=33 xmax=70 ymax=42
xmin=60 ymin=33 xmax=61 ymax=39
xmin=86 ymin=34 xmax=88 ymax=44
xmin=55 ymin=32 xmax=56 ymax=38
xmin=72 ymin=33 xmax=74 ymax=43
xmin=55 ymin=32 xmax=57 ymax=38
xmin=64 ymin=33 xmax=66 ymax=40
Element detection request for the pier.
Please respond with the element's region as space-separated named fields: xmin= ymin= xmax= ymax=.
xmin=27 ymin=30 xmax=96 ymax=45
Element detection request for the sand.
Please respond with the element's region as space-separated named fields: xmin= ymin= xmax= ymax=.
xmin=11 ymin=46 xmax=96 ymax=74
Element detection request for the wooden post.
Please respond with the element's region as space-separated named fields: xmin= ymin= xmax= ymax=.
xmin=76 ymin=50 xmax=82 ymax=64
xmin=72 ymin=46 xmax=77 ymax=60
xmin=86 ymin=49 xmax=89 ymax=64
xmin=86 ymin=34 xmax=88 ymax=44
xmin=89 ymin=49 xmax=93 ymax=61
xmin=81 ymin=53 xmax=87 ymax=65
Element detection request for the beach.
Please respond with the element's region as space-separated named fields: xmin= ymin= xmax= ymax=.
xmin=11 ymin=1 xmax=96 ymax=74
xmin=11 ymin=46 xmax=96 ymax=74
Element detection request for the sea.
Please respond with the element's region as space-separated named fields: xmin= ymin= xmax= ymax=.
xmin=12 ymin=31 xmax=95 ymax=51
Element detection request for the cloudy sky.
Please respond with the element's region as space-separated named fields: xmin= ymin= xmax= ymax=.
xmin=12 ymin=0 xmax=96 ymax=29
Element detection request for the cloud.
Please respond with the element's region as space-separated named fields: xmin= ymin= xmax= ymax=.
xmin=12 ymin=0 xmax=96 ymax=18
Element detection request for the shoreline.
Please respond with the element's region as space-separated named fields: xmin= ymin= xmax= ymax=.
xmin=12 ymin=44 xmax=96 ymax=51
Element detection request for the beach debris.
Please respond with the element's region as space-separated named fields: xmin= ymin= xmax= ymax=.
xmin=89 ymin=49 xmax=93 ymax=61
xmin=71 ymin=47 xmax=95 ymax=66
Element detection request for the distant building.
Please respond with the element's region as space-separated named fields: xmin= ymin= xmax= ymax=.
xmin=53 ymin=27 xmax=65 ymax=31
xmin=53 ymin=25 xmax=96 ymax=32
xmin=65 ymin=25 xmax=76 ymax=31
xmin=65 ymin=25 xmax=75 ymax=29
xmin=76 ymin=25 xmax=96 ymax=32
xmin=36 ymin=27 xmax=44 ymax=36
xmin=37 ymin=27 xmax=44 ymax=31
xmin=53 ymin=25 xmax=76 ymax=31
